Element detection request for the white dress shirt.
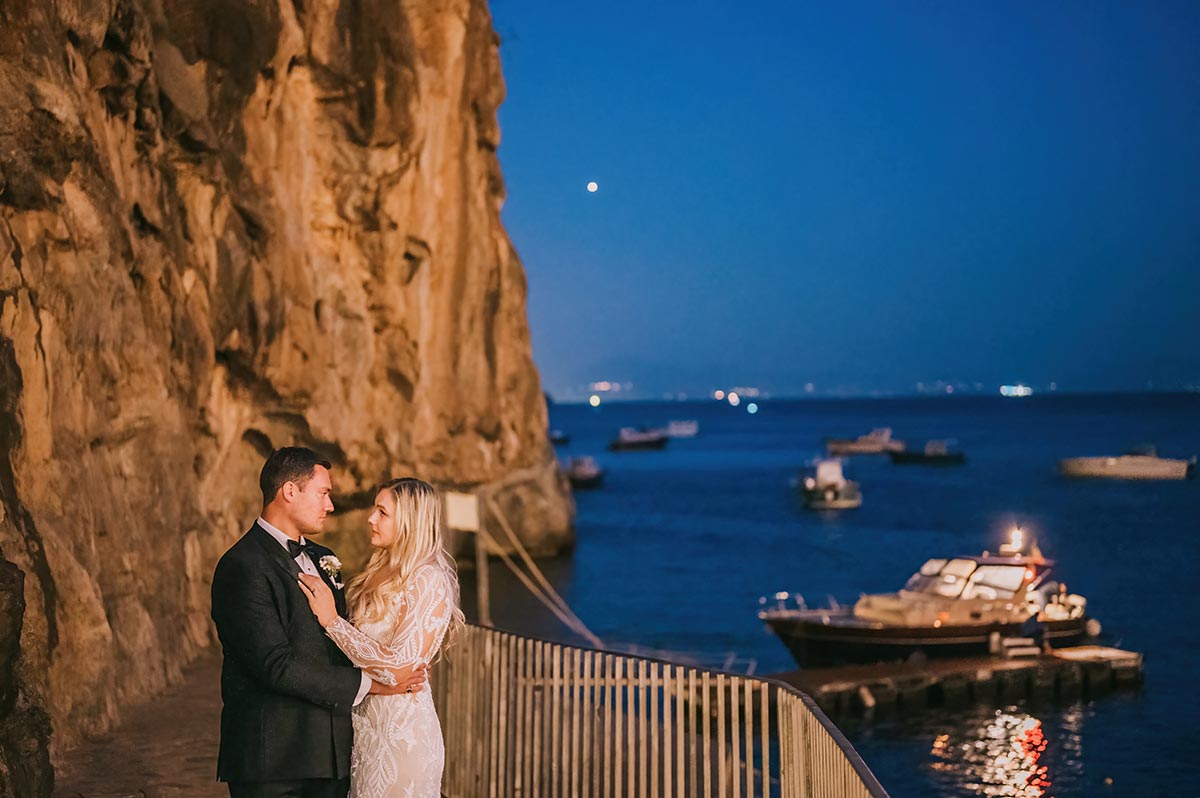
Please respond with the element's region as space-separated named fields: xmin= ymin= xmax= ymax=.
xmin=257 ymin=516 xmax=373 ymax=706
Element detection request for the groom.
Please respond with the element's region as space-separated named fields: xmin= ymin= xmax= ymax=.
xmin=212 ymin=447 xmax=427 ymax=798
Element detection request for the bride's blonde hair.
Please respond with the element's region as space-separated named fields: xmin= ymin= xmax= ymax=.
xmin=347 ymin=478 xmax=465 ymax=647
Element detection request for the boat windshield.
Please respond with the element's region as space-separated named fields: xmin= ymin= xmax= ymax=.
xmin=960 ymin=564 xmax=1028 ymax=600
xmin=919 ymin=558 xmax=947 ymax=576
xmin=904 ymin=558 xmax=978 ymax=598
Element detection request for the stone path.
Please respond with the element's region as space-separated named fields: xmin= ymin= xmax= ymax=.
xmin=53 ymin=653 xmax=226 ymax=798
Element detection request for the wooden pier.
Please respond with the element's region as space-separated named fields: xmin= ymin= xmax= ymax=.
xmin=770 ymin=646 xmax=1143 ymax=716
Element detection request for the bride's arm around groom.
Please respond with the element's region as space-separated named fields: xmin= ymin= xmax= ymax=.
xmin=298 ymin=563 xmax=454 ymax=690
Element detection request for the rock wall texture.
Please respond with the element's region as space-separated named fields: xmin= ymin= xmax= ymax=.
xmin=0 ymin=0 xmax=572 ymax=783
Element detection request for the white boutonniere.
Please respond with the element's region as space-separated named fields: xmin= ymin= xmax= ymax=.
xmin=319 ymin=555 xmax=344 ymax=589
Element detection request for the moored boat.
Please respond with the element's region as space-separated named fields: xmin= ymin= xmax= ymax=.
xmin=797 ymin=459 xmax=862 ymax=510
xmin=608 ymin=427 xmax=669 ymax=451
xmin=759 ymin=529 xmax=1097 ymax=667
xmin=889 ymin=439 xmax=965 ymax=466
xmin=826 ymin=427 xmax=905 ymax=456
xmin=566 ymin=456 xmax=604 ymax=489
xmin=1058 ymin=445 xmax=1194 ymax=480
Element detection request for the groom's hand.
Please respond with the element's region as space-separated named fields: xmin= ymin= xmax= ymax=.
xmin=368 ymin=663 xmax=429 ymax=695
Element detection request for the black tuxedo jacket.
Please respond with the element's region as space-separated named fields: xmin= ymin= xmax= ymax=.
xmin=211 ymin=523 xmax=362 ymax=782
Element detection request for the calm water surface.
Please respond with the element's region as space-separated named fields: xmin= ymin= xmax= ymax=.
xmin=467 ymin=394 xmax=1200 ymax=797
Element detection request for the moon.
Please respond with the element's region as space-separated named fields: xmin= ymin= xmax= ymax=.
xmin=586 ymin=181 xmax=598 ymax=193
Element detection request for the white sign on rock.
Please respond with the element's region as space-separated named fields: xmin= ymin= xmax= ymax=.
xmin=444 ymin=491 xmax=481 ymax=532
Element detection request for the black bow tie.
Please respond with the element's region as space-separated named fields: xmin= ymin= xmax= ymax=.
xmin=287 ymin=539 xmax=318 ymax=561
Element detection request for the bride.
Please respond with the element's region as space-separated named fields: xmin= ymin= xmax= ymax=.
xmin=298 ymin=477 xmax=465 ymax=798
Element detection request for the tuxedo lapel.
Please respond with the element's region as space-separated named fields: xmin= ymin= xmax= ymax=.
xmin=247 ymin=524 xmax=347 ymax=618
xmin=249 ymin=523 xmax=302 ymax=580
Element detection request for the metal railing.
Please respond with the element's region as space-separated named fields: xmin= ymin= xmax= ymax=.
xmin=432 ymin=625 xmax=887 ymax=798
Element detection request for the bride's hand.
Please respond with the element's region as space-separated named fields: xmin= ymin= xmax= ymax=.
xmin=297 ymin=573 xmax=338 ymax=628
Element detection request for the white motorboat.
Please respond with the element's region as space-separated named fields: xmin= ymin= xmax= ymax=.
xmin=1059 ymin=445 xmax=1195 ymax=480
xmin=797 ymin=459 xmax=862 ymax=510
xmin=608 ymin=427 xmax=669 ymax=451
xmin=566 ymin=456 xmax=604 ymax=489
xmin=826 ymin=427 xmax=905 ymax=456
xmin=760 ymin=529 xmax=1098 ymax=666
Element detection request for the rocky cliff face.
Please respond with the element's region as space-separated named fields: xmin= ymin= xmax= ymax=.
xmin=0 ymin=0 xmax=571 ymax=781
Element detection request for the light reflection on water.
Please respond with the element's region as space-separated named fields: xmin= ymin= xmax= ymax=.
xmin=926 ymin=707 xmax=1085 ymax=797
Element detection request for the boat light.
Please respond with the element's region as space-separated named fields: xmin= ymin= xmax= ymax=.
xmin=774 ymin=591 xmax=789 ymax=601
xmin=1000 ymin=526 xmax=1026 ymax=556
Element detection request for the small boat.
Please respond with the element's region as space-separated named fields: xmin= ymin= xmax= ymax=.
xmin=1059 ymin=445 xmax=1194 ymax=480
xmin=608 ymin=427 xmax=669 ymax=451
xmin=666 ymin=420 xmax=699 ymax=438
xmin=566 ymin=456 xmax=604 ymax=489
xmin=759 ymin=529 xmax=1098 ymax=667
xmin=797 ymin=459 xmax=862 ymax=510
xmin=825 ymin=427 xmax=905 ymax=456
xmin=889 ymin=439 xmax=966 ymax=466
xmin=548 ymin=429 xmax=571 ymax=446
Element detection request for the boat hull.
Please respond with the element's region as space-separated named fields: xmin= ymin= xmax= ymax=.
xmin=826 ymin=440 xmax=904 ymax=456
xmin=799 ymin=485 xmax=862 ymax=510
xmin=1058 ymin=456 xmax=1192 ymax=480
xmin=568 ymin=473 xmax=604 ymax=489
xmin=762 ymin=610 xmax=1089 ymax=667
xmin=801 ymin=494 xmax=862 ymax=510
xmin=889 ymin=450 xmax=965 ymax=466
xmin=609 ymin=437 xmax=668 ymax=451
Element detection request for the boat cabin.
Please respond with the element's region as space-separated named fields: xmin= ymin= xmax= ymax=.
xmin=902 ymin=555 xmax=1049 ymax=602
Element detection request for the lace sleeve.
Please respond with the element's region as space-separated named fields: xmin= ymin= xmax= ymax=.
xmin=324 ymin=618 xmax=408 ymax=685
xmin=324 ymin=565 xmax=454 ymax=685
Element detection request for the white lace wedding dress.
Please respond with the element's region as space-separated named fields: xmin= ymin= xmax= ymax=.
xmin=324 ymin=563 xmax=454 ymax=798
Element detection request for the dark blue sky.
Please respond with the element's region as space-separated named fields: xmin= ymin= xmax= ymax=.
xmin=491 ymin=1 xmax=1200 ymax=399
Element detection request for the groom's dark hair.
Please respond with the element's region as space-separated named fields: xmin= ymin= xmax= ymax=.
xmin=260 ymin=447 xmax=332 ymax=505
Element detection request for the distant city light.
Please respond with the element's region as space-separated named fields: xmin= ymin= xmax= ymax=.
xmin=946 ymin=385 xmax=954 ymax=394
xmin=589 ymin=394 xmax=601 ymax=407
xmin=713 ymin=390 xmax=726 ymax=401
xmin=727 ymin=392 xmax=741 ymax=407
xmin=1000 ymin=384 xmax=1033 ymax=398
xmin=747 ymin=403 xmax=759 ymax=414
xmin=586 ymin=181 xmax=599 ymax=193
xmin=804 ymin=383 xmax=815 ymax=394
